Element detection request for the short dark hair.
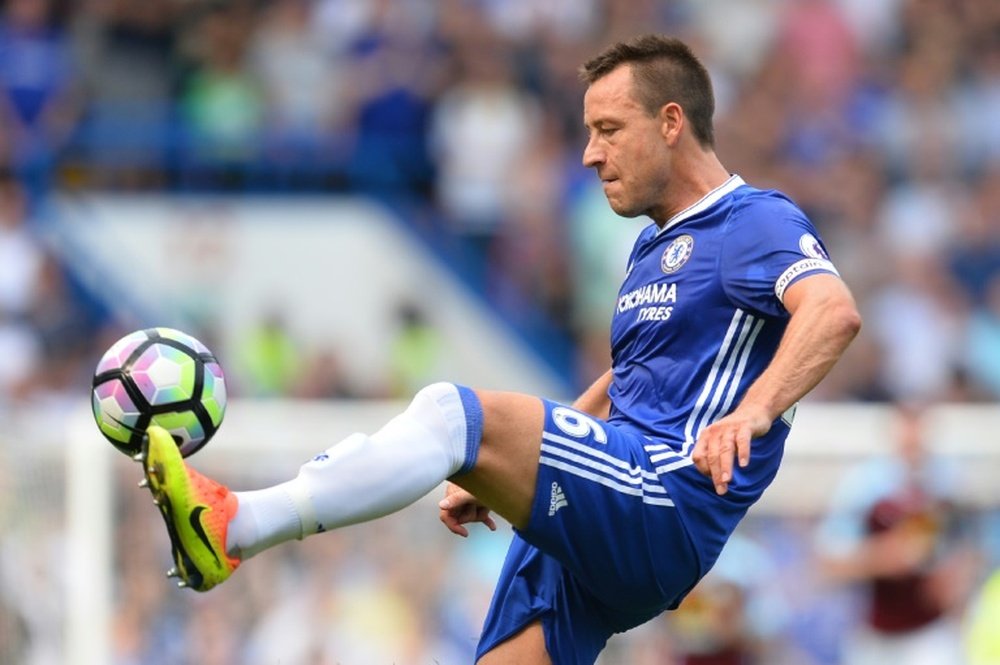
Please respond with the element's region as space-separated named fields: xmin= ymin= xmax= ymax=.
xmin=580 ymin=35 xmax=716 ymax=148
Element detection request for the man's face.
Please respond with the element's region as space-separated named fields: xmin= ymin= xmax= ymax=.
xmin=582 ymin=65 xmax=670 ymax=220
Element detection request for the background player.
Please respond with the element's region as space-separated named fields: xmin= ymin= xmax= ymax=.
xmin=138 ymin=34 xmax=861 ymax=665
xmin=816 ymin=401 xmax=980 ymax=665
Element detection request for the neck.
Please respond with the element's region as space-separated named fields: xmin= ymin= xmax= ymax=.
xmin=651 ymin=149 xmax=730 ymax=227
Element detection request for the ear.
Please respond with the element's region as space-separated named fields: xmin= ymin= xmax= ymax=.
xmin=660 ymin=102 xmax=684 ymax=146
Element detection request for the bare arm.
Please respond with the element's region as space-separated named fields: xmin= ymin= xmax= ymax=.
xmin=692 ymin=273 xmax=862 ymax=494
xmin=821 ymin=526 xmax=938 ymax=580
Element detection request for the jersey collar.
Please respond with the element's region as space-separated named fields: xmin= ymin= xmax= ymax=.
xmin=656 ymin=174 xmax=745 ymax=235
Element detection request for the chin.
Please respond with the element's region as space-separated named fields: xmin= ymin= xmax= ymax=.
xmin=608 ymin=201 xmax=642 ymax=219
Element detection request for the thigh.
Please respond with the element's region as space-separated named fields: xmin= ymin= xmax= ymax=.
xmin=520 ymin=400 xmax=700 ymax=613
xmin=477 ymin=621 xmax=550 ymax=665
xmin=452 ymin=390 xmax=545 ymax=530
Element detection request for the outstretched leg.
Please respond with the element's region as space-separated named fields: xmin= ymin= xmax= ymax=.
xmin=139 ymin=383 xmax=547 ymax=589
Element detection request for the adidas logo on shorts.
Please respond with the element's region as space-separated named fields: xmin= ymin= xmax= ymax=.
xmin=548 ymin=482 xmax=568 ymax=516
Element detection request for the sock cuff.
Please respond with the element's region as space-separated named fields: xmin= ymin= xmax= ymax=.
xmin=283 ymin=478 xmax=320 ymax=537
xmin=455 ymin=384 xmax=483 ymax=474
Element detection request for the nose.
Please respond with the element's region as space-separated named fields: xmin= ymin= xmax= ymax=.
xmin=582 ymin=136 xmax=604 ymax=169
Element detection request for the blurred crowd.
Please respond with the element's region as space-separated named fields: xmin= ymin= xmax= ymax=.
xmin=0 ymin=0 xmax=999 ymax=403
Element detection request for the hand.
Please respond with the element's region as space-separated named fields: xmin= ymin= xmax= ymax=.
xmin=438 ymin=482 xmax=497 ymax=537
xmin=692 ymin=407 xmax=772 ymax=495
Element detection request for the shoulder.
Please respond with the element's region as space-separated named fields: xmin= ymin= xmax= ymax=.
xmin=728 ymin=186 xmax=811 ymax=226
xmin=721 ymin=186 xmax=822 ymax=251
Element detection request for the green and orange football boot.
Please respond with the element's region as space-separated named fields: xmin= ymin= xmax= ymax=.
xmin=137 ymin=425 xmax=240 ymax=591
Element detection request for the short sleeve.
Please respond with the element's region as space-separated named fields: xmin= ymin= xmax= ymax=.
xmin=720 ymin=193 xmax=840 ymax=317
xmin=624 ymin=224 xmax=659 ymax=276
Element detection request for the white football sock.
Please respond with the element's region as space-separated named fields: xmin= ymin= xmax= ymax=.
xmin=226 ymin=382 xmax=482 ymax=560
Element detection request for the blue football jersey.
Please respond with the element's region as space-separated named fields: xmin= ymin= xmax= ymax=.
xmin=607 ymin=175 xmax=840 ymax=552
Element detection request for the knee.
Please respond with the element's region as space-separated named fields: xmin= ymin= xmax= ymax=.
xmin=408 ymin=382 xmax=461 ymax=413
xmin=473 ymin=391 xmax=545 ymax=451
xmin=407 ymin=382 xmax=484 ymax=474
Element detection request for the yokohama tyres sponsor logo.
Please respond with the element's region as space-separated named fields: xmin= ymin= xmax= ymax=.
xmin=617 ymin=282 xmax=677 ymax=314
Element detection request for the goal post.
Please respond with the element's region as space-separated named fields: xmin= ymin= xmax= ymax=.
xmin=65 ymin=407 xmax=113 ymax=665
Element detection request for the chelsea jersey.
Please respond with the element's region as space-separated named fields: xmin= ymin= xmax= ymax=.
xmin=607 ymin=175 xmax=840 ymax=529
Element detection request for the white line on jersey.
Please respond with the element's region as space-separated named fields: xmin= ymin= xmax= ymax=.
xmin=683 ymin=309 xmax=746 ymax=453
xmin=542 ymin=432 xmax=662 ymax=482
xmin=697 ymin=315 xmax=764 ymax=437
xmin=682 ymin=309 xmax=762 ymax=456
xmin=541 ymin=443 xmax=670 ymax=496
xmin=540 ymin=456 xmax=676 ymax=507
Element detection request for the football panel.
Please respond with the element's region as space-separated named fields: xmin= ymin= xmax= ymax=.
xmin=200 ymin=362 xmax=227 ymax=427
xmin=130 ymin=343 xmax=197 ymax=405
xmin=149 ymin=410 xmax=206 ymax=457
xmin=92 ymin=378 xmax=143 ymax=455
xmin=94 ymin=329 xmax=149 ymax=375
xmin=154 ymin=327 xmax=211 ymax=355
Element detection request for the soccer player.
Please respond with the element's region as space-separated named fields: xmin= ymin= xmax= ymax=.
xmin=139 ymin=34 xmax=861 ymax=665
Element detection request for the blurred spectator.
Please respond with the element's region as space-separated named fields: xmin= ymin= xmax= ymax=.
xmin=291 ymin=348 xmax=359 ymax=400
xmin=388 ymin=300 xmax=444 ymax=399
xmin=686 ymin=0 xmax=777 ymax=84
xmin=0 ymin=0 xmax=80 ymax=185
xmin=489 ymin=113 xmax=574 ymax=336
xmin=776 ymin=0 xmax=860 ymax=116
xmin=567 ymin=177 xmax=644 ymax=386
xmin=0 ymin=173 xmax=43 ymax=400
xmin=816 ymin=333 xmax=894 ymax=403
xmin=875 ymin=137 xmax=969 ymax=260
xmin=946 ymin=166 xmax=1000 ymax=307
xmin=70 ymin=0 xmax=179 ymax=187
xmin=178 ymin=2 xmax=264 ymax=169
xmin=250 ymin=0 xmax=347 ymax=136
xmin=865 ymin=253 xmax=967 ymax=401
xmin=247 ymin=0 xmax=352 ymax=176
xmin=816 ymin=401 xmax=982 ymax=665
xmin=664 ymin=533 xmax=795 ymax=665
xmin=955 ymin=34 xmax=1000 ymax=171
xmin=874 ymin=2 xmax=967 ymax=177
xmin=24 ymin=251 xmax=102 ymax=406
xmin=833 ymin=0 xmax=904 ymax=56
xmin=429 ymin=29 xmax=542 ymax=269
xmin=0 ymin=172 xmax=43 ymax=315
xmin=236 ymin=311 xmax=303 ymax=397
xmin=341 ymin=2 xmax=442 ymax=196
xmin=962 ymin=273 xmax=1000 ymax=399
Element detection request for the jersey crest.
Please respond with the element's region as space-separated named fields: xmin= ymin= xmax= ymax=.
xmin=661 ymin=234 xmax=694 ymax=274
xmin=799 ymin=233 xmax=829 ymax=260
